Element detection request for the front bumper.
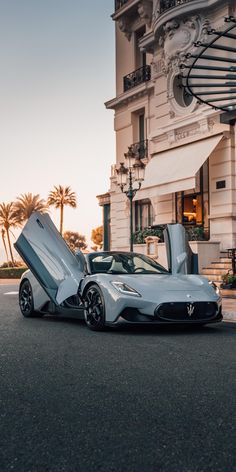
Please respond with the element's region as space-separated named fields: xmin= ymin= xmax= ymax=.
xmin=110 ymin=301 xmax=222 ymax=326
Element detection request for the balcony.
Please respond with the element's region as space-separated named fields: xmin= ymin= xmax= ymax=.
xmin=160 ymin=0 xmax=194 ymax=13
xmin=115 ymin=0 xmax=129 ymax=10
xmin=123 ymin=65 xmax=151 ymax=92
xmin=130 ymin=140 xmax=148 ymax=159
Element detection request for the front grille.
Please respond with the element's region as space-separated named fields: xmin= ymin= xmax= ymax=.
xmin=155 ymin=302 xmax=218 ymax=322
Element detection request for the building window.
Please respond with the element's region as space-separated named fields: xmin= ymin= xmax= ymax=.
xmin=131 ymin=109 xmax=146 ymax=143
xmin=168 ymin=72 xmax=197 ymax=116
xmin=135 ymin=27 xmax=146 ymax=69
xmin=175 ymin=162 xmax=209 ymax=236
xmin=173 ymin=75 xmax=193 ymax=108
xmin=139 ymin=113 xmax=145 ymax=142
xmin=182 ymin=194 xmax=202 ymax=225
xmin=135 ymin=199 xmax=154 ymax=231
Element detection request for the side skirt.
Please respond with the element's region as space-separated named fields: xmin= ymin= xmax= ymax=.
xmin=54 ymin=307 xmax=85 ymax=320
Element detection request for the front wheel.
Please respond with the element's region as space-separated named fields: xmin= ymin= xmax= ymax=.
xmin=83 ymin=284 xmax=106 ymax=331
xmin=19 ymin=280 xmax=42 ymax=318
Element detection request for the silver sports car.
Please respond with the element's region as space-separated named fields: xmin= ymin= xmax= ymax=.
xmin=14 ymin=212 xmax=222 ymax=330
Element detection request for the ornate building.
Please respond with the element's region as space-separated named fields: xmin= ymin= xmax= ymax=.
xmin=98 ymin=0 xmax=236 ymax=253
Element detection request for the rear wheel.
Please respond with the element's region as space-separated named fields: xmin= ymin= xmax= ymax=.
xmin=19 ymin=280 xmax=42 ymax=318
xmin=83 ymin=284 xmax=106 ymax=331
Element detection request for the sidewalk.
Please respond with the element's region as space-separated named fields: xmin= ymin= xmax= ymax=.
xmin=222 ymin=297 xmax=236 ymax=323
xmin=0 ymin=279 xmax=235 ymax=322
xmin=0 ymin=279 xmax=20 ymax=285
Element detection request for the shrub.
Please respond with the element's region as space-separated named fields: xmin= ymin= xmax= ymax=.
xmin=185 ymin=226 xmax=205 ymax=241
xmin=133 ymin=226 xmax=164 ymax=244
xmin=0 ymin=267 xmax=27 ymax=279
xmin=134 ymin=225 xmax=207 ymax=244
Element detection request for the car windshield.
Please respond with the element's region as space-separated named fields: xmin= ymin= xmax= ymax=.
xmin=88 ymin=252 xmax=169 ymax=275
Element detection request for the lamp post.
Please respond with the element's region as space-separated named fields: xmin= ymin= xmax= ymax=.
xmin=116 ymin=146 xmax=146 ymax=252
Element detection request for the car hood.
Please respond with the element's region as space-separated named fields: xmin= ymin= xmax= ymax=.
xmin=105 ymin=273 xmax=218 ymax=300
xmin=107 ymin=273 xmax=206 ymax=290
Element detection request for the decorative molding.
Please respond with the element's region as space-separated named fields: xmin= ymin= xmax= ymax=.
xmin=159 ymin=15 xmax=201 ymax=74
xmin=153 ymin=16 xmax=214 ymax=116
xmin=151 ymin=116 xmax=216 ymax=145
xmin=153 ymin=0 xmax=222 ymax=37
xmin=175 ymin=123 xmax=201 ymax=141
xmin=137 ymin=1 xmax=153 ymax=28
xmin=118 ymin=17 xmax=132 ymax=40
xmin=151 ymin=57 xmax=165 ymax=77
xmin=167 ymin=130 xmax=176 ymax=144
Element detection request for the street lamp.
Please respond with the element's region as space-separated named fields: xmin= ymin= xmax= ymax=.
xmin=116 ymin=146 xmax=146 ymax=252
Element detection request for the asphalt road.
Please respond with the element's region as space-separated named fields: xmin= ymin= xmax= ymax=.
xmin=0 ymin=283 xmax=236 ymax=472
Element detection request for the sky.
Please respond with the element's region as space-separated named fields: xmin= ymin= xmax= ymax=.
xmin=0 ymin=0 xmax=115 ymax=261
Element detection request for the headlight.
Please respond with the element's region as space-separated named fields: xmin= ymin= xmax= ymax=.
xmin=111 ymin=281 xmax=141 ymax=297
xmin=209 ymin=281 xmax=220 ymax=296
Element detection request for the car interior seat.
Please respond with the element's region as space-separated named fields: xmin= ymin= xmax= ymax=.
xmin=109 ymin=259 xmax=128 ymax=273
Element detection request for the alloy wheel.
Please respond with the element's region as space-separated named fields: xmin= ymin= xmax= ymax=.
xmin=19 ymin=280 xmax=37 ymax=317
xmin=84 ymin=285 xmax=106 ymax=331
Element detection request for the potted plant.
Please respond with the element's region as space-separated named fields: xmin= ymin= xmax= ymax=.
xmin=221 ymin=270 xmax=236 ymax=289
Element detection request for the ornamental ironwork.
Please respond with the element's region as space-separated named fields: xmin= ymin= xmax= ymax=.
xmin=180 ymin=16 xmax=236 ymax=112
xmin=160 ymin=0 xmax=194 ymax=13
xmin=129 ymin=140 xmax=148 ymax=159
xmin=115 ymin=0 xmax=129 ymax=11
xmin=124 ymin=65 xmax=151 ymax=91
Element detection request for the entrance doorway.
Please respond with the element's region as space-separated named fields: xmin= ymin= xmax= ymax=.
xmin=175 ymin=162 xmax=209 ymax=239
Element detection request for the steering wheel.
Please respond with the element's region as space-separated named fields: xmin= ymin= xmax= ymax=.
xmin=134 ymin=267 xmax=146 ymax=273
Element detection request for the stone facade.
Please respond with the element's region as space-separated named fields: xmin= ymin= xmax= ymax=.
xmin=103 ymin=0 xmax=236 ymax=251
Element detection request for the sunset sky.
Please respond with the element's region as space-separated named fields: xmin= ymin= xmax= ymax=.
xmin=0 ymin=0 xmax=115 ymax=260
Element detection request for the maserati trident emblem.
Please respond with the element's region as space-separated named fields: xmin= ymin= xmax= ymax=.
xmin=187 ymin=303 xmax=195 ymax=317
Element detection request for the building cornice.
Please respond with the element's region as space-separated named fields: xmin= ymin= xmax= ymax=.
xmin=112 ymin=0 xmax=140 ymax=21
xmin=97 ymin=192 xmax=111 ymax=206
xmin=105 ymin=81 xmax=154 ymax=110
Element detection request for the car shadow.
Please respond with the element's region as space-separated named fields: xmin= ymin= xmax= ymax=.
xmin=39 ymin=314 xmax=224 ymax=337
xmin=108 ymin=323 xmax=224 ymax=337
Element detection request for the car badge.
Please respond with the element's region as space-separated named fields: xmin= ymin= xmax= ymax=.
xmin=187 ymin=294 xmax=192 ymax=298
xmin=187 ymin=303 xmax=195 ymax=317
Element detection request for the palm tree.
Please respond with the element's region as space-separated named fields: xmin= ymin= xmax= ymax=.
xmin=13 ymin=193 xmax=48 ymax=225
xmin=48 ymin=185 xmax=77 ymax=234
xmin=1 ymin=229 xmax=9 ymax=265
xmin=0 ymin=202 xmax=19 ymax=265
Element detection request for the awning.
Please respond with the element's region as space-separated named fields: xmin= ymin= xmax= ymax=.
xmin=138 ymin=134 xmax=223 ymax=197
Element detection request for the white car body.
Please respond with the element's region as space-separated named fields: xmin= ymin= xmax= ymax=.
xmin=15 ymin=213 xmax=222 ymax=330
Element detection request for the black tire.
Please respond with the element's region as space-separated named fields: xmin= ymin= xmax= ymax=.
xmin=83 ymin=284 xmax=106 ymax=331
xmin=19 ymin=280 xmax=42 ymax=318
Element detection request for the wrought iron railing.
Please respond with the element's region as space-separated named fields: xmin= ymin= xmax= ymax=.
xmin=123 ymin=65 xmax=151 ymax=92
xmin=130 ymin=139 xmax=148 ymax=159
xmin=160 ymin=0 xmax=194 ymax=13
xmin=115 ymin=0 xmax=129 ymax=11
